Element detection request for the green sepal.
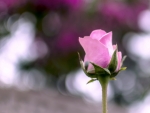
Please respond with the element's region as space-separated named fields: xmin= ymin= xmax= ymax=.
xmin=110 ymin=77 xmax=116 ymax=80
xmin=120 ymin=67 xmax=127 ymax=71
xmin=110 ymin=67 xmax=127 ymax=78
xmin=84 ymin=61 xmax=89 ymax=71
xmin=110 ymin=72 xmax=118 ymax=78
xmin=108 ymin=49 xmax=118 ymax=73
xmin=121 ymin=56 xmax=127 ymax=67
xmin=78 ymin=52 xmax=86 ymax=71
xmin=109 ymin=57 xmax=127 ymax=78
xmin=78 ymin=52 xmax=97 ymax=78
xmin=90 ymin=62 xmax=111 ymax=75
xmin=87 ymin=73 xmax=97 ymax=78
xmin=86 ymin=78 xmax=98 ymax=84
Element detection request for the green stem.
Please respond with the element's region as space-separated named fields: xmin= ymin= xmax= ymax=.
xmin=98 ymin=75 xmax=109 ymax=113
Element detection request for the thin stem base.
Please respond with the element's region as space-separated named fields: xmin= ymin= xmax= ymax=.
xmin=98 ymin=75 xmax=109 ymax=113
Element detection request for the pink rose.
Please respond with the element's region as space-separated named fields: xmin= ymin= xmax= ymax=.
xmin=79 ymin=29 xmax=122 ymax=72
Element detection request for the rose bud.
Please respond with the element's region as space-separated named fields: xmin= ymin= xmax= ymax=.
xmin=78 ymin=29 xmax=126 ymax=83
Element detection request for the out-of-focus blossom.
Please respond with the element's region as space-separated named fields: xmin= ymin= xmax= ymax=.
xmin=99 ymin=1 xmax=148 ymax=30
xmin=0 ymin=0 xmax=26 ymax=10
xmin=32 ymin=0 xmax=83 ymax=10
xmin=56 ymin=30 xmax=79 ymax=53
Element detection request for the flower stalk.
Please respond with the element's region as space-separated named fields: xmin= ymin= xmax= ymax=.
xmin=98 ymin=75 xmax=109 ymax=113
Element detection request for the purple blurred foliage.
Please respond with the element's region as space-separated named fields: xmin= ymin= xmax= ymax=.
xmin=32 ymin=0 xmax=83 ymax=10
xmin=0 ymin=0 xmax=26 ymax=10
xmin=99 ymin=1 xmax=148 ymax=30
xmin=55 ymin=30 xmax=79 ymax=53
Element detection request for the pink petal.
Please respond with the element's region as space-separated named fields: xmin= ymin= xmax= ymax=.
xmin=79 ymin=37 xmax=110 ymax=70
xmin=116 ymin=51 xmax=122 ymax=71
xmin=90 ymin=29 xmax=106 ymax=40
xmin=100 ymin=32 xmax=113 ymax=56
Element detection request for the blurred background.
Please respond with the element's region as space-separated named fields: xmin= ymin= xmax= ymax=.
xmin=0 ymin=0 xmax=150 ymax=113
